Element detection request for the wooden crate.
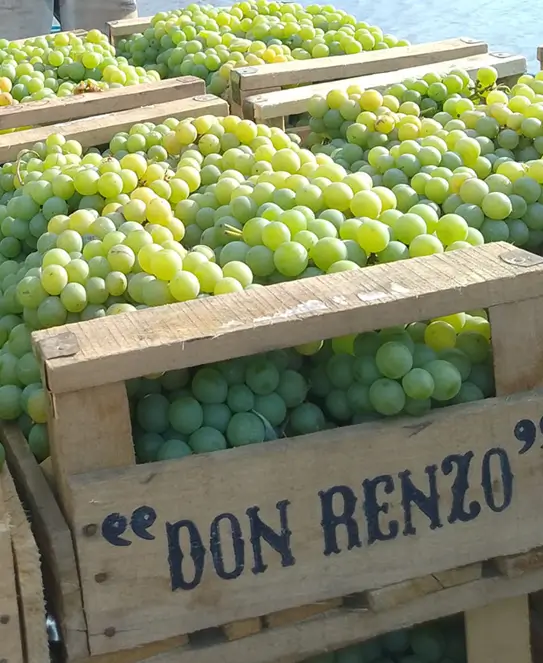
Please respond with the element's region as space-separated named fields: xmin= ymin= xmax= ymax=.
xmin=0 ymin=461 xmax=48 ymax=663
xmin=244 ymin=51 xmax=527 ymax=129
xmin=230 ymin=37 xmax=488 ymax=113
xmin=1 ymin=242 xmax=541 ymax=663
xmin=0 ymin=76 xmax=205 ymax=133
xmin=0 ymin=92 xmax=228 ymax=163
xmin=107 ymin=16 xmax=153 ymax=44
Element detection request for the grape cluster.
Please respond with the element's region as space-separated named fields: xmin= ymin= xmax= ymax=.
xmin=1 ymin=60 xmax=540 ymax=462
xmin=304 ymin=617 xmax=466 ymax=663
xmin=116 ymin=1 xmax=408 ymax=98
xmin=0 ymin=30 xmax=159 ymax=112
xmin=130 ymin=312 xmax=493 ymax=461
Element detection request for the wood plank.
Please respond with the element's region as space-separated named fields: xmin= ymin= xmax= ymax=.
xmin=0 ymin=95 xmax=228 ymax=163
xmin=246 ymin=53 xmax=527 ymax=122
xmin=0 ymin=423 xmax=89 ymax=660
xmin=465 ymin=596 xmax=532 ymax=663
xmin=434 ymin=562 xmax=482 ymax=587
xmin=116 ymin=567 xmax=543 ymax=663
xmin=231 ymin=37 xmax=488 ymax=104
xmin=0 ymin=465 xmax=24 ymax=663
xmin=463 ymin=292 xmax=543 ymax=663
xmin=223 ymin=617 xmax=262 ymax=641
xmin=108 ymin=16 xmax=153 ymax=41
xmin=494 ymin=547 xmax=543 ymax=578
xmin=367 ymin=576 xmax=441 ymax=611
xmin=264 ymin=600 xmax=342 ymax=629
xmin=48 ymin=384 xmax=135 ymax=515
xmin=0 ymin=467 xmax=48 ymax=663
xmin=0 ymin=77 xmax=205 ymax=131
xmin=67 ymin=389 xmax=543 ymax=654
xmin=32 ymin=244 xmax=543 ymax=395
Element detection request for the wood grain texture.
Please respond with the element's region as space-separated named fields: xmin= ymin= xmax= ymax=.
xmin=0 ymin=465 xmax=24 ymax=663
xmin=67 ymin=390 xmax=543 ymax=654
xmin=466 ymin=596 xmax=532 ymax=663
xmin=0 ymin=77 xmax=205 ymax=131
xmin=98 ymin=567 xmax=543 ymax=663
xmin=245 ymin=53 xmax=527 ymax=121
xmin=0 ymin=467 xmax=48 ymax=663
xmin=0 ymin=95 xmax=228 ymax=163
xmin=231 ymin=37 xmax=488 ymax=103
xmin=0 ymin=423 xmax=89 ymax=660
xmin=32 ymin=244 xmax=543 ymax=394
xmin=462 ymin=292 xmax=543 ymax=663
xmin=108 ymin=16 xmax=153 ymax=41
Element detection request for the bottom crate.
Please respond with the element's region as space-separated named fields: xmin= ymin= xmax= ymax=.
xmin=2 ymin=422 xmax=542 ymax=663
xmin=0 ymin=461 xmax=48 ymax=663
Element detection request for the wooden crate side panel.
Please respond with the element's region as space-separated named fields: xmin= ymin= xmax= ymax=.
xmin=246 ymin=52 xmax=526 ymax=122
xmin=0 ymin=77 xmax=205 ymax=131
xmin=102 ymin=567 xmax=543 ymax=663
xmin=68 ymin=390 xmax=543 ymax=655
xmin=108 ymin=17 xmax=153 ymax=41
xmin=466 ymin=596 xmax=532 ymax=663
xmin=33 ymin=244 xmax=543 ymax=395
xmin=231 ymin=37 xmax=488 ymax=103
xmin=0 ymin=467 xmax=48 ymax=663
xmin=0 ymin=95 xmax=228 ymax=163
xmin=0 ymin=423 xmax=89 ymax=660
xmin=0 ymin=466 xmax=24 ymax=663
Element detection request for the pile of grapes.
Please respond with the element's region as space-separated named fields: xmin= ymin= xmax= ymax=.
xmin=304 ymin=617 xmax=466 ymax=663
xmin=0 ymin=30 xmax=160 ymax=109
xmin=116 ymin=1 xmax=409 ymax=98
xmin=0 ymin=1 xmax=406 ymax=113
xmin=0 ymin=59 xmax=540 ymax=465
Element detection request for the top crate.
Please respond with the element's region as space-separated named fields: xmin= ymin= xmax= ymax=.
xmin=6 ymin=242 xmax=543 ymax=663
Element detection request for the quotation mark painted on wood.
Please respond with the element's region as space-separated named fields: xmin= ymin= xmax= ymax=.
xmin=513 ymin=417 xmax=543 ymax=455
xmin=101 ymin=505 xmax=157 ymax=546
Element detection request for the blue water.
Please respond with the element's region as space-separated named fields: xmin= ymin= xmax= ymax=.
xmin=138 ymin=0 xmax=539 ymax=72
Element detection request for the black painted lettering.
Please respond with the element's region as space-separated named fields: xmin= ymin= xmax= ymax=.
xmin=130 ymin=506 xmax=157 ymax=541
xmin=166 ymin=519 xmax=206 ymax=591
xmin=247 ymin=500 xmax=295 ymax=575
xmin=210 ymin=513 xmax=245 ymax=580
xmin=399 ymin=465 xmax=442 ymax=536
xmin=101 ymin=512 xmax=131 ymax=547
xmin=363 ymin=474 xmax=398 ymax=544
xmin=481 ymin=448 xmax=514 ymax=513
xmin=441 ymin=452 xmax=481 ymax=524
xmin=319 ymin=485 xmax=361 ymax=556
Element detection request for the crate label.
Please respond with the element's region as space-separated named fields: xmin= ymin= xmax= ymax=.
xmin=70 ymin=393 xmax=543 ymax=653
xmin=98 ymin=413 xmax=531 ymax=592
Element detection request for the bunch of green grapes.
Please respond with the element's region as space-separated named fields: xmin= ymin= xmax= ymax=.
xmin=127 ymin=307 xmax=492 ymax=461
xmin=305 ymin=312 xmax=492 ymax=425
xmin=129 ymin=348 xmax=311 ymax=462
xmin=116 ymin=0 xmax=408 ymax=97
xmin=0 ymin=29 xmax=159 ymax=112
xmin=304 ymin=615 xmax=466 ymax=663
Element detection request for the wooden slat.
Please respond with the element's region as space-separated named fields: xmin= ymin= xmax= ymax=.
xmin=538 ymin=46 xmax=543 ymax=68
xmin=0 ymin=465 xmax=24 ymax=663
xmin=245 ymin=52 xmax=527 ymax=122
xmin=231 ymin=37 xmax=488 ymax=104
xmin=462 ymin=288 xmax=543 ymax=663
xmin=67 ymin=389 xmax=543 ymax=654
xmin=0 ymin=95 xmax=228 ymax=163
xmin=95 ymin=568 xmax=543 ymax=663
xmin=466 ymin=596 xmax=532 ymax=663
xmin=108 ymin=16 xmax=153 ymax=41
xmin=33 ymin=244 xmax=543 ymax=395
xmin=0 ymin=423 xmax=89 ymax=660
xmin=264 ymin=600 xmax=342 ymax=629
xmin=0 ymin=467 xmax=48 ymax=663
xmin=0 ymin=77 xmax=205 ymax=131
